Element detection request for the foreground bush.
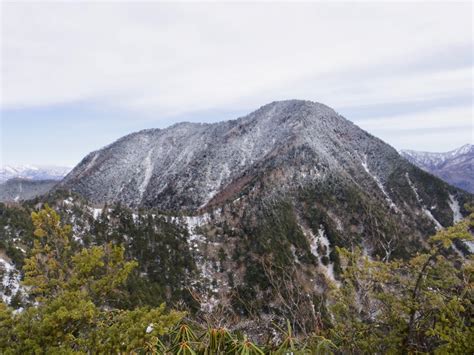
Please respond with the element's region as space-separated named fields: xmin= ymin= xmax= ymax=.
xmin=0 ymin=206 xmax=182 ymax=353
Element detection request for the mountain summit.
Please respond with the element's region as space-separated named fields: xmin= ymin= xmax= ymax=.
xmin=59 ymin=100 xmax=401 ymax=208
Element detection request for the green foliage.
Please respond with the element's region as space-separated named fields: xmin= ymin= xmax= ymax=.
xmin=0 ymin=201 xmax=337 ymax=353
xmin=328 ymin=211 xmax=474 ymax=354
xmin=0 ymin=203 xmax=34 ymax=267
xmin=0 ymin=206 xmax=183 ymax=353
xmin=1 ymin=194 xmax=473 ymax=354
xmin=150 ymin=322 xmax=336 ymax=354
xmin=91 ymin=204 xmax=198 ymax=308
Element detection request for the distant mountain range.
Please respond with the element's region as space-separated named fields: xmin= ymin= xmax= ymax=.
xmin=0 ymin=165 xmax=71 ymax=183
xmin=0 ymin=165 xmax=70 ymax=202
xmin=400 ymin=144 xmax=473 ymax=193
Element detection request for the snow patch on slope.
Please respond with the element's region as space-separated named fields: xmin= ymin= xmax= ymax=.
xmin=406 ymin=173 xmax=443 ymax=230
xmin=447 ymin=194 xmax=473 ymax=254
xmin=0 ymin=255 xmax=22 ymax=305
xmin=465 ymin=241 xmax=474 ymax=254
xmin=299 ymin=220 xmax=337 ymax=284
xmin=423 ymin=209 xmax=443 ymax=230
xmin=84 ymin=153 xmax=99 ymax=174
xmin=139 ymin=149 xmax=154 ymax=199
xmin=87 ymin=206 xmax=103 ymax=220
xmin=361 ymin=156 xmax=398 ymax=211
xmin=316 ymin=226 xmax=337 ymax=283
xmin=179 ymin=211 xmax=226 ymax=312
xmin=448 ymin=194 xmax=462 ymax=223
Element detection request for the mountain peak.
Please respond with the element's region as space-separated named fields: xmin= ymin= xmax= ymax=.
xmin=256 ymin=99 xmax=336 ymax=116
xmin=400 ymin=143 xmax=473 ymax=163
xmin=452 ymin=143 xmax=473 ymax=155
xmin=60 ymin=100 xmax=407 ymax=210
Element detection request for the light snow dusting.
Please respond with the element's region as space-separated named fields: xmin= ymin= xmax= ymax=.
xmin=61 ymin=100 xmax=397 ymax=210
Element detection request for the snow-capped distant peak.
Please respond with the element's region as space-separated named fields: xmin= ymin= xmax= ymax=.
xmin=400 ymin=144 xmax=473 ymax=193
xmin=0 ymin=164 xmax=72 ymax=183
xmin=400 ymin=144 xmax=473 ymax=168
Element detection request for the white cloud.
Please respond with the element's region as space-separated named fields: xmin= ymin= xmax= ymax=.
xmin=356 ymin=105 xmax=473 ymax=152
xmin=357 ymin=105 xmax=472 ymax=131
xmin=2 ymin=1 xmax=471 ymax=118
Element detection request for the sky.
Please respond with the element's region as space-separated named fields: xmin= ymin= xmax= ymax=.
xmin=1 ymin=1 xmax=472 ymax=167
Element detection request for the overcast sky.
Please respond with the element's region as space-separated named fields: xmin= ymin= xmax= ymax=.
xmin=1 ymin=1 xmax=472 ymax=166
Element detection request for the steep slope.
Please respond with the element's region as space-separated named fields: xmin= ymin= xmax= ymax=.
xmin=0 ymin=178 xmax=58 ymax=202
xmin=0 ymin=165 xmax=71 ymax=183
xmin=59 ymin=100 xmax=465 ymax=208
xmin=58 ymin=99 xmax=472 ymax=262
xmin=400 ymin=144 xmax=473 ymax=193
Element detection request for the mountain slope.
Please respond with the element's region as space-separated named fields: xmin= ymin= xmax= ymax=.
xmin=400 ymin=144 xmax=473 ymax=193
xmin=59 ymin=100 xmax=466 ymax=209
xmin=59 ymin=99 xmax=471 ymax=257
xmin=0 ymin=178 xmax=58 ymax=202
xmin=2 ymin=100 xmax=473 ymax=333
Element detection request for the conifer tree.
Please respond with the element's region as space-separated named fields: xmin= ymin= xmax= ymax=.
xmin=0 ymin=206 xmax=183 ymax=353
xmin=330 ymin=210 xmax=474 ymax=353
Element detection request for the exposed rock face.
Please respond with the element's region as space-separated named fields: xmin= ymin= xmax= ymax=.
xmin=0 ymin=178 xmax=58 ymax=202
xmin=400 ymin=144 xmax=473 ymax=193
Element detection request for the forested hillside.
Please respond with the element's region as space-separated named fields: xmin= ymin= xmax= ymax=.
xmin=1 ymin=202 xmax=472 ymax=353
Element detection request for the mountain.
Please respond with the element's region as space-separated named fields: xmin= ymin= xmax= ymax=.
xmin=59 ymin=100 xmax=469 ymax=210
xmin=3 ymin=100 xmax=472 ymax=334
xmin=0 ymin=165 xmax=71 ymax=183
xmin=59 ymin=100 xmax=471 ymax=255
xmin=0 ymin=178 xmax=58 ymax=202
xmin=400 ymin=144 xmax=473 ymax=193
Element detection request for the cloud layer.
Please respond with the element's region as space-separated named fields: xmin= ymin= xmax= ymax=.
xmin=1 ymin=2 xmax=472 ymax=165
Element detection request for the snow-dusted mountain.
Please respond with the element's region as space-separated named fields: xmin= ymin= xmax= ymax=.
xmin=0 ymin=165 xmax=71 ymax=183
xmin=400 ymin=144 xmax=473 ymax=193
xmin=1 ymin=100 xmax=472 ymax=329
xmin=59 ymin=100 xmax=470 ymax=239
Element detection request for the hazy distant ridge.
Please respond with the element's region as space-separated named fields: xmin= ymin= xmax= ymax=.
xmin=0 ymin=165 xmax=71 ymax=183
xmin=400 ymin=144 xmax=473 ymax=193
